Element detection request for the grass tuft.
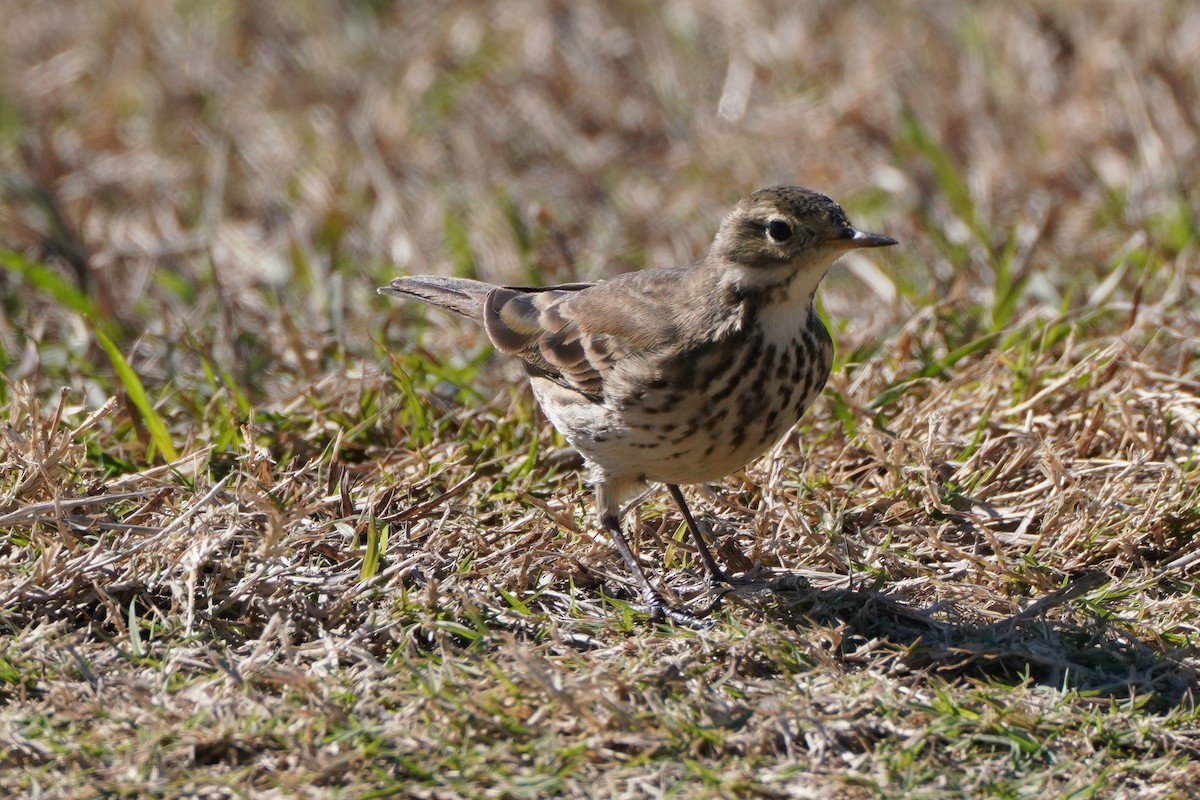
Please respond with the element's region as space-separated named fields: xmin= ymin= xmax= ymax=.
xmin=3 ymin=1 xmax=1200 ymax=796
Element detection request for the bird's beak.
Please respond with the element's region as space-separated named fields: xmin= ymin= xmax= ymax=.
xmin=830 ymin=228 xmax=898 ymax=249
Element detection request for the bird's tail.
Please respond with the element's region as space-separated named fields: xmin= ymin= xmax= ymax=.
xmin=378 ymin=276 xmax=496 ymax=323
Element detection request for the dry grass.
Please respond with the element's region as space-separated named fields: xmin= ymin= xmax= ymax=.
xmin=2 ymin=0 xmax=1200 ymax=797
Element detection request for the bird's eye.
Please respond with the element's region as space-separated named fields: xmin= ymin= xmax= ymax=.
xmin=766 ymin=219 xmax=793 ymax=243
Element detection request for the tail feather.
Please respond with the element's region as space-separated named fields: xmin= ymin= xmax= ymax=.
xmin=378 ymin=276 xmax=496 ymax=323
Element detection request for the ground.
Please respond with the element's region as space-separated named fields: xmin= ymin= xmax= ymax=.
xmin=2 ymin=1 xmax=1200 ymax=797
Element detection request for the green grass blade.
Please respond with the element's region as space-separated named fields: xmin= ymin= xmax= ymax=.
xmin=868 ymin=332 xmax=1002 ymax=410
xmin=0 ymin=246 xmax=100 ymax=320
xmin=360 ymin=516 xmax=388 ymax=581
xmin=898 ymin=106 xmax=986 ymax=247
xmin=93 ymin=327 xmax=180 ymax=463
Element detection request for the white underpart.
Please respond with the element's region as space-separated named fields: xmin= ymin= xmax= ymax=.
xmin=720 ymin=246 xmax=843 ymax=342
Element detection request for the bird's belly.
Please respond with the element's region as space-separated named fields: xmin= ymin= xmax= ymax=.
xmin=534 ymin=329 xmax=832 ymax=486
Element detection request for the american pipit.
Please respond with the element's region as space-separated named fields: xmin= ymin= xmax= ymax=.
xmin=381 ymin=186 xmax=896 ymax=627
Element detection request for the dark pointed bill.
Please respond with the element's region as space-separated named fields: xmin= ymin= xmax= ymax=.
xmin=834 ymin=228 xmax=897 ymax=249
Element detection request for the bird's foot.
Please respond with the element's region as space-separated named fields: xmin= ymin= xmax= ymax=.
xmin=643 ymin=592 xmax=719 ymax=629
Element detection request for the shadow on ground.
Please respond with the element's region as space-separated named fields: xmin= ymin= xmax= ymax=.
xmin=718 ymin=570 xmax=1200 ymax=713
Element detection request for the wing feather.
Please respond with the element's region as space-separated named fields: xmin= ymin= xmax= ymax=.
xmin=482 ymin=272 xmax=698 ymax=403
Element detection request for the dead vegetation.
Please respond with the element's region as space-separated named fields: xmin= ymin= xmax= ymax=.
xmin=2 ymin=1 xmax=1200 ymax=797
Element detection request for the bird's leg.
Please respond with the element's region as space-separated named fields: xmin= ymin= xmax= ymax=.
xmin=666 ymin=484 xmax=735 ymax=586
xmin=596 ymin=487 xmax=713 ymax=629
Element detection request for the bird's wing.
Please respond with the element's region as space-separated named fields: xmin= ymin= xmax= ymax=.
xmin=483 ymin=272 xmax=690 ymax=402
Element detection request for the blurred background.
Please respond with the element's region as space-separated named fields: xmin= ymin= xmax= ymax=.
xmin=3 ymin=0 xmax=1195 ymax=413
xmin=3 ymin=4 xmax=1200 ymax=795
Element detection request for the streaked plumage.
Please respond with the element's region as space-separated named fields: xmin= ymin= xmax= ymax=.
xmin=381 ymin=186 xmax=895 ymax=626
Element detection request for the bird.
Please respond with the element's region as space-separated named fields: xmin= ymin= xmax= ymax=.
xmin=380 ymin=186 xmax=896 ymax=627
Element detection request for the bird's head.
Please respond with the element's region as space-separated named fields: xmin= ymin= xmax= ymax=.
xmin=710 ymin=186 xmax=896 ymax=298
